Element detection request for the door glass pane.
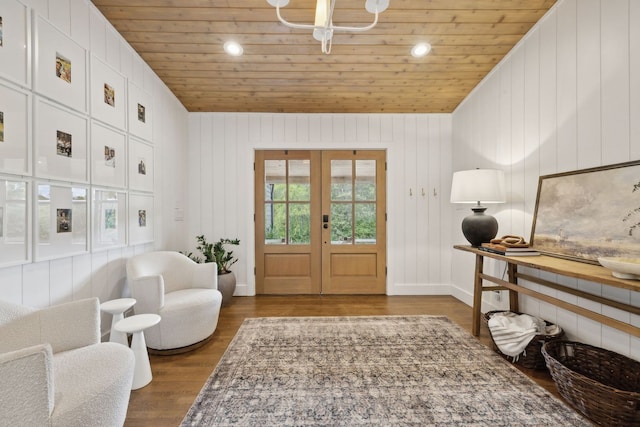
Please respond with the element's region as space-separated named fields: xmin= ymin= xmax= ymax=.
xmin=355 ymin=203 xmax=376 ymax=244
xmin=265 ymin=160 xmax=286 ymax=201
xmin=289 ymin=160 xmax=310 ymax=201
xmin=331 ymin=203 xmax=352 ymax=243
xmin=265 ymin=202 xmax=286 ymax=244
xmin=331 ymin=160 xmax=352 ymax=201
xmin=355 ymin=160 xmax=376 ymax=201
xmin=289 ymin=203 xmax=310 ymax=244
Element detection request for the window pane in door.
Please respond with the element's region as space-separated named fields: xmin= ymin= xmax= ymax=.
xmin=288 ymin=203 xmax=310 ymax=244
xmin=265 ymin=202 xmax=286 ymax=244
xmin=288 ymin=160 xmax=310 ymax=201
xmin=331 ymin=203 xmax=352 ymax=243
xmin=355 ymin=160 xmax=376 ymax=201
xmin=355 ymin=203 xmax=376 ymax=243
xmin=265 ymin=160 xmax=286 ymax=201
xmin=331 ymin=160 xmax=352 ymax=201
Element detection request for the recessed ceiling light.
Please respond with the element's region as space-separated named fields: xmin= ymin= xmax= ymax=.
xmin=411 ymin=42 xmax=431 ymax=58
xmin=224 ymin=41 xmax=243 ymax=56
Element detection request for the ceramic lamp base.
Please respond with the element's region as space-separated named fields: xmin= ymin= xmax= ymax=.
xmin=461 ymin=207 xmax=499 ymax=247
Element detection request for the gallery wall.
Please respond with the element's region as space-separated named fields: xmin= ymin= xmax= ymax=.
xmin=451 ymin=0 xmax=640 ymax=359
xmin=187 ymin=113 xmax=454 ymax=296
xmin=0 ymin=0 xmax=188 ymax=336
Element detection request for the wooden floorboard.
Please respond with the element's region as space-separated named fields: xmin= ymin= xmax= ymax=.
xmin=123 ymin=295 xmax=559 ymax=426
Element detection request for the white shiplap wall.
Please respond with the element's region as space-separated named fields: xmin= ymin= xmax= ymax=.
xmin=451 ymin=0 xmax=640 ymax=360
xmin=187 ymin=113 xmax=453 ymax=296
xmin=0 ymin=0 xmax=189 ymax=336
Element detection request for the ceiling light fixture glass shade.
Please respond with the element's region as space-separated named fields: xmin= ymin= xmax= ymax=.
xmin=450 ymin=169 xmax=506 ymax=247
xmin=411 ymin=42 xmax=431 ymax=58
xmin=224 ymin=41 xmax=243 ymax=56
xmin=267 ymin=0 xmax=390 ymax=54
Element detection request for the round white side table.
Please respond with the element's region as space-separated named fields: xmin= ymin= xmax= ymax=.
xmin=100 ymin=298 xmax=136 ymax=346
xmin=114 ymin=313 xmax=161 ymax=390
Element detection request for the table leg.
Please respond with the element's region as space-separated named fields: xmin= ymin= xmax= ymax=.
xmin=472 ymin=254 xmax=484 ymax=336
xmin=508 ymin=263 xmax=519 ymax=313
xmin=109 ymin=313 xmax=129 ymax=346
xmin=130 ymin=331 xmax=153 ymax=390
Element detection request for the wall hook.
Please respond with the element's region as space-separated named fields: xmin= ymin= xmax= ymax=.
xmin=409 ymin=188 xmax=413 ymax=197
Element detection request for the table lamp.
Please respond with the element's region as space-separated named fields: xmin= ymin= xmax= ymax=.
xmin=450 ymin=169 xmax=506 ymax=246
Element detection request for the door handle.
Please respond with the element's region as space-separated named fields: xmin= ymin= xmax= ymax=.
xmin=323 ymin=224 xmax=328 ymax=229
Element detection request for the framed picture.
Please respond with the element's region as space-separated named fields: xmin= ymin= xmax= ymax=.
xmin=128 ymin=137 xmax=153 ymax=192
xmin=0 ymin=176 xmax=30 ymax=268
xmin=33 ymin=14 xmax=87 ymax=113
xmin=129 ymin=192 xmax=153 ymax=244
xmin=531 ymin=160 xmax=640 ymax=264
xmin=34 ymin=97 xmax=88 ymax=182
xmin=92 ymin=188 xmax=126 ymax=251
xmin=0 ymin=0 xmax=30 ymax=87
xmin=91 ymin=121 xmax=126 ymax=188
xmin=0 ymin=81 xmax=30 ymax=176
xmin=90 ymin=55 xmax=126 ymax=130
xmin=35 ymin=182 xmax=88 ymax=261
xmin=128 ymin=81 xmax=152 ymax=142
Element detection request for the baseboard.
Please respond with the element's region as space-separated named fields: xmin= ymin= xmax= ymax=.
xmin=388 ymin=283 xmax=452 ymax=296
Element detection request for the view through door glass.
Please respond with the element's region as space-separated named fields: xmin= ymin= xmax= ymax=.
xmin=255 ymin=150 xmax=385 ymax=294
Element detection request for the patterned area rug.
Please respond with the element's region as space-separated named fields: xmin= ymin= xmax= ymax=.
xmin=182 ymin=316 xmax=590 ymax=426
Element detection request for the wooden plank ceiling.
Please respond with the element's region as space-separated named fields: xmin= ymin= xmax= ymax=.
xmin=91 ymin=0 xmax=557 ymax=113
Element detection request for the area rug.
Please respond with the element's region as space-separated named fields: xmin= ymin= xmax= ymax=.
xmin=182 ymin=316 xmax=590 ymax=426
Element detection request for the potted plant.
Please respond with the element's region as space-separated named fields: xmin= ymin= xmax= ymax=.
xmin=184 ymin=235 xmax=240 ymax=305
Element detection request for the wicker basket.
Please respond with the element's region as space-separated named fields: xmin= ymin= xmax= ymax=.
xmin=482 ymin=310 xmax=564 ymax=370
xmin=542 ymin=340 xmax=640 ymax=427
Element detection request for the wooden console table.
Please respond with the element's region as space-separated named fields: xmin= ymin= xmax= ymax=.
xmin=454 ymin=245 xmax=640 ymax=338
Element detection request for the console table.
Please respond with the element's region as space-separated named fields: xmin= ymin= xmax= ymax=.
xmin=454 ymin=245 xmax=640 ymax=338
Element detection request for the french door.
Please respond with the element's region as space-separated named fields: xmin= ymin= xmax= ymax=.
xmin=255 ymin=150 xmax=386 ymax=294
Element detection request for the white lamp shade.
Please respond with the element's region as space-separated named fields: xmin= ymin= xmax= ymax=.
xmin=450 ymin=169 xmax=506 ymax=204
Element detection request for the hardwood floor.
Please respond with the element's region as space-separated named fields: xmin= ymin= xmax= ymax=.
xmin=124 ymin=295 xmax=560 ymax=426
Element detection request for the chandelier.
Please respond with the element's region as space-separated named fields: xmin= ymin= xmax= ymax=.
xmin=266 ymin=0 xmax=390 ymax=54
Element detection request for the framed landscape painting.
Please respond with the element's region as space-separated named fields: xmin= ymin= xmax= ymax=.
xmin=530 ymin=160 xmax=640 ymax=264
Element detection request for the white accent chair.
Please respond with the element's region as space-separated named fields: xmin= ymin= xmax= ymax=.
xmin=126 ymin=251 xmax=222 ymax=353
xmin=0 ymin=298 xmax=135 ymax=427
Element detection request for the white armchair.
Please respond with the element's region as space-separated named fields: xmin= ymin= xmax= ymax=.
xmin=0 ymin=298 xmax=135 ymax=427
xmin=126 ymin=251 xmax=223 ymax=353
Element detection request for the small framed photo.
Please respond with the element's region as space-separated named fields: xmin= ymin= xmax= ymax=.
xmin=35 ymin=182 xmax=88 ymax=261
xmin=129 ymin=137 xmax=153 ymax=192
xmin=92 ymin=188 xmax=126 ymax=251
xmin=0 ymin=176 xmax=31 ymax=268
xmin=91 ymin=121 xmax=126 ymax=188
xmin=34 ymin=15 xmax=87 ymax=113
xmin=0 ymin=0 xmax=30 ymax=87
xmin=91 ymin=55 xmax=126 ymax=130
xmin=129 ymin=192 xmax=153 ymax=244
xmin=128 ymin=81 xmax=152 ymax=141
xmin=0 ymin=79 xmax=31 ymax=176
xmin=34 ymin=97 xmax=88 ymax=182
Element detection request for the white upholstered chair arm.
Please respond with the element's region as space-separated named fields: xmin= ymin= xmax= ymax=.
xmin=0 ymin=298 xmax=100 ymax=354
xmin=129 ymin=274 xmax=165 ymax=314
xmin=191 ymin=262 xmax=218 ymax=290
xmin=0 ymin=343 xmax=54 ymax=426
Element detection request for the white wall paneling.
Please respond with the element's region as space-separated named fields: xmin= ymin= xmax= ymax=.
xmin=0 ymin=1 xmax=188 ymax=340
xmin=452 ymin=0 xmax=639 ymax=360
xmin=187 ymin=113 xmax=453 ymax=297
